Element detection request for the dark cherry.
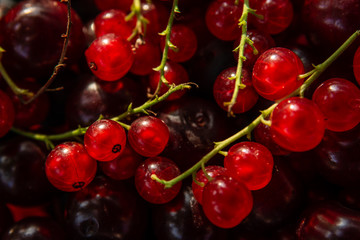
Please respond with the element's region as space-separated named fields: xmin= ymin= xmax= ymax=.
xmin=152 ymin=186 xmax=227 ymax=240
xmin=65 ymin=176 xmax=148 ymax=240
xmin=0 ymin=0 xmax=85 ymax=78
xmin=2 ymin=217 xmax=66 ymax=240
xmin=0 ymin=137 xmax=55 ymax=205
xmin=314 ymin=127 xmax=360 ymax=188
xmin=242 ymin=159 xmax=304 ymax=231
xmin=301 ymin=0 xmax=360 ymax=53
xmin=66 ymin=74 xmax=146 ymax=128
xmin=157 ymin=96 xmax=231 ymax=171
xmin=296 ymin=201 xmax=360 ymax=239
xmin=0 ymin=203 xmax=13 ymax=237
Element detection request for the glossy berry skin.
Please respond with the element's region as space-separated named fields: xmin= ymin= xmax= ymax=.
xmin=213 ymin=66 xmax=259 ymax=114
xmin=251 ymin=0 xmax=294 ymax=35
xmin=224 ymin=142 xmax=274 ymax=190
xmin=66 ymin=176 xmax=148 ymax=240
xmin=252 ymin=47 xmax=305 ymax=101
xmin=85 ymin=33 xmax=134 ymax=81
xmin=354 ymin=46 xmax=360 ymax=85
xmin=202 ymin=175 xmax=253 ymax=228
xmin=128 ymin=116 xmax=169 ymax=157
xmin=192 ymin=165 xmax=228 ymax=205
xmin=0 ymin=138 xmax=54 ymax=205
xmin=0 ymin=89 xmax=14 ymax=137
xmin=205 ymin=0 xmax=243 ymax=41
xmin=130 ymin=38 xmax=161 ymax=76
xmin=149 ymin=61 xmax=189 ymax=100
xmin=99 ymin=143 xmax=143 ymax=180
xmin=135 ymin=156 xmax=181 ymax=204
xmin=160 ymin=24 xmax=198 ymax=62
xmin=0 ymin=0 xmax=85 ymax=78
xmin=312 ymin=78 xmax=360 ymax=132
xmin=253 ymin=123 xmax=290 ymax=156
xmin=94 ymin=9 xmax=132 ymax=39
xmin=233 ymin=29 xmax=275 ymax=68
xmin=2 ymin=217 xmax=66 ymax=240
xmin=296 ymin=201 xmax=360 ymax=240
xmin=45 ymin=142 xmax=97 ymax=192
xmin=84 ymin=119 xmax=126 ymax=162
xmin=270 ymin=97 xmax=325 ymax=152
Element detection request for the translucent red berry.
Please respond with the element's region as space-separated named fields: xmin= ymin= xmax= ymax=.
xmin=224 ymin=142 xmax=274 ymax=190
xmin=84 ymin=119 xmax=126 ymax=162
xmin=191 ymin=165 xmax=228 ymax=205
xmin=205 ymin=0 xmax=243 ymax=41
xmin=135 ymin=156 xmax=181 ymax=204
xmin=149 ymin=61 xmax=189 ymax=100
xmin=160 ymin=24 xmax=198 ymax=62
xmin=99 ymin=143 xmax=143 ymax=180
xmin=312 ymin=78 xmax=360 ymax=132
xmin=202 ymin=175 xmax=253 ymax=228
xmin=252 ymin=47 xmax=305 ymax=101
xmin=354 ymin=46 xmax=360 ymax=85
xmin=130 ymin=38 xmax=161 ymax=76
xmin=85 ymin=33 xmax=134 ymax=81
xmin=0 ymin=90 xmax=15 ymax=137
xmin=94 ymin=0 xmax=133 ymax=12
xmin=94 ymin=9 xmax=132 ymax=39
xmin=233 ymin=29 xmax=275 ymax=67
xmin=250 ymin=0 xmax=294 ymax=35
xmin=213 ymin=67 xmax=259 ymax=113
xmin=45 ymin=142 xmax=97 ymax=192
xmin=128 ymin=116 xmax=170 ymax=157
xmin=270 ymin=97 xmax=325 ymax=152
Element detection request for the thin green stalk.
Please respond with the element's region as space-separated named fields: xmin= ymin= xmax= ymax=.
xmin=151 ymin=0 xmax=179 ymax=97
xmin=126 ymin=0 xmax=149 ymax=42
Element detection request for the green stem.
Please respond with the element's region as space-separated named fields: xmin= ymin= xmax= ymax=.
xmin=12 ymin=83 xmax=192 ymax=142
xmin=226 ymin=0 xmax=251 ymax=115
xmin=152 ymin=29 xmax=360 ymax=189
xmin=151 ymin=0 xmax=179 ymax=97
xmin=126 ymin=0 xmax=149 ymax=42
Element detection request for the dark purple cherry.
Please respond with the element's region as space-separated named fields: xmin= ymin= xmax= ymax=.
xmin=152 ymin=186 xmax=227 ymax=240
xmin=0 ymin=0 xmax=85 ymax=78
xmin=297 ymin=201 xmax=360 ymax=239
xmin=0 ymin=137 xmax=55 ymax=205
xmin=2 ymin=217 xmax=67 ymax=240
xmin=65 ymin=176 xmax=148 ymax=240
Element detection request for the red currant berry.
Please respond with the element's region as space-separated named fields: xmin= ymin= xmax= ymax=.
xmin=99 ymin=143 xmax=143 ymax=180
xmin=135 ymin=156 xmax=181 ymax=204
xmin=253 ymin=123 xmax=290 ymax=156
xmin=191 ymin=166 xmax=228 ymax=205
xmin=130 ymin=38 xmax=161 ymax=76
xmin=94 ymin=0 xmax=132 ymax=12
xmin=252 ymin=47 xmax=305 ymax=101
xmin=224 ymin=142 xmax=274 ymax=190
xmin=213 ymin=66 xmax=259 ymax=114
xmin=85 ymin=34 xmax=134 ymax=81
xmin=149 ymin=61 xmax=189 ymax=100
xmin=250 ymin=0 xmax=294 ymax=35
xmin=354 ymin=46 xmax=360 ymax=85
xmin=128 ymin=116 xmax=170 ymax=157
xmin=0 ymin=89 xmax=15 ymax=137
xmin=45 ymin=142 xmax=97 ymax=192
xmin=202 ymin=175 xmax=253 ymax=228
xmin=160 ymin=24 xmax=198 ymax=62
xmin=84 ymin=119 xmax=126 ymax=162
xmin=233 ymin=29 xmax=275 ymax=68
xmin=270 ymin=97 xmax=325 ymax=152
xmin=312 ymin=78 xmax=360 ymax=132
xmin=205 ymin=0 xmax=243 ymax=41
xmin=94 ymin=9 xmax=132 ymax=39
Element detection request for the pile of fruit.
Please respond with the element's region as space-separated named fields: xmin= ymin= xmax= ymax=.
xmin=0 ymin=0 xmax=359 ymax=239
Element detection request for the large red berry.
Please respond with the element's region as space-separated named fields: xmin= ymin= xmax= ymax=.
xmin=45 ymin=142 xmax=97 ymax=192
xmin=93 ymin=9 xmax=132 ymax=39
xmin=85 ymin=33 xmax=134 ymax=81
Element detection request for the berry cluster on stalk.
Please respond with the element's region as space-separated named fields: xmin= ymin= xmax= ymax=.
xmin=0 ymin=0 xmax=359 ymax=239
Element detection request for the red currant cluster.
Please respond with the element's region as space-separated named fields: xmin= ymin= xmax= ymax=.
xmin=0 ymin=0 xmax=359 ymax=239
